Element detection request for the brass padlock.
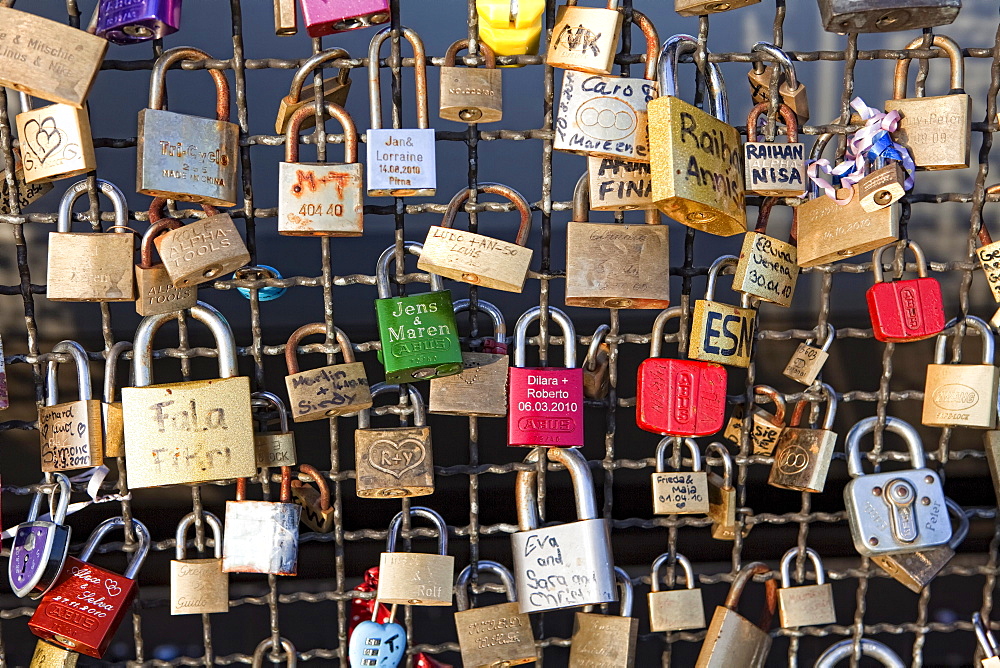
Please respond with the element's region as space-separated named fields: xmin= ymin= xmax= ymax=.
xmin=725 ymin=384 xmax=787 ymax=455
xmin=696 ymin=562 xmax=775 ymax=668
xmin=783 ymin=323 xmax=835 ymax=386
xmin=649 ymin=35 xmax=745 ymax=236
xmin=377 ymin=507 xmax=454 ymax=605
xmin=587 ymin=155 xmax=652 ymax=210
xmin=171 ymin=511 xmax=228 ymax=615
xmin=274 ymin=48 xmax=352 ymax=134
xmin=137 ymin=47 xmax=240 ymax=206
xmin=569 ymin=567 xmax=638 ymax=667
xmin=15 ymin=93 xmax=95 ymax=184
xmin=453 ymin=560 xmax=537 ymax=667
xmin=777 ymin=547 xmax=836 ymax=628
xmin=273 ymin=0 xmax=297 ymax=35
xmin=583 ymin=324 xmax=611 ymax=400
xmin=283 ymin=322 xmax=372 ymax=422
xmin=135 ymin=198 xmax=198 ymax=316
xmin=39 ymin=340 xmax=103 ymax=473
xmin=429 ymin=299 xmax=509 ymax=417
xmin=706 ymin=443 xmax=743 ymax=541
xmin=418 ymin=183 xmax=534 ymax=292
xmin=439 ymin=40 xmax=503 ymax=123
xmin=47 ymin=179 xmax=135 ymax=302
xmin=676 ymin=0 xmax=760 ymax=17
xmin=546 ymin=0 xmax=623 ymax=75
xmin=0 ymin=163 xmax=53 ymax=214
xmin=292 ymin=464 xmax=334 ymax=533
xmin=648 ymin=552 xmax=706 ymax=632
xmin=923 ymin=316 xmax=999 ymax=429
xmin=565 ymin=172 xmax=670 ymax=309
xmin=818 ymin=0 xmax=961 ymax=34
xmin=977 ymin=222 xmax=1000 ymax=302
xmin=858 ymin=157 xmax=908 ymax=213
xmin=744 ymin=104 xmax=806 ymax=197
xmin=815 ymin=638 xmax=905 ymax=668
xmin=122 ymin=302 xmax=256 ymax=489
xmin=884 ymin=35 xmax=971 ymax=171
xmin=102 ymin=340 xmax=130 ymax=458
xmin=222 ymin=469 xmax=300 ymax=576
xmin=733 ymin=197 xmax=799 ymax=307
xmin=985 ymin=390 xmax=1000 ymax=507
xmin=153 ymin=204 xmax=250 ymax=289
xmin=652 ymin=436 xmax=710 ymax=515
xmin=690 ymin=255 xmax=757 ymax=368
xmin=747 ymin=42 xmax=809 ymax=126
xmin=769 ymin=384 xmax=838 ymax=494
xmin=355 ymin=383 xmax=434 ymax=498
xmin=251 ymin=392 xmax=297 ymax=469
xmin=29 ymin=639 xmax=78 ymax=668
xmin=974 ymin=612 xmax=1000 ymax=668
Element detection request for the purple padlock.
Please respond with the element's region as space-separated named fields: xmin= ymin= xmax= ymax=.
xmin=300 ymin=0 xmax=390 ymax=37
xmin=9 ymin=474 xmax=71 ymax=599
xmin=96 ymin=0 xmax=182 ymax=45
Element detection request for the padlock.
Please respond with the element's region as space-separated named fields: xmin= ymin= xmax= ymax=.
xmin=724 ymin=385 xmax=786 ymax=456
xmin=366 ymin=27 xmax=436 ymax=196
xmin=135 ymin=198 xmax=199 ymax=316
xmin=511 ymin=447 xmax=616 ymax=612
xmin=652 ymin=436 xmax=710 ymax=515
xmin=689 ymin=256 xmax=757 ymax=368
xmin=777 ymin=547 xmax=836 ymax=628
xmin=843 ymin=416 xmax=951 ymax=556
xmin=251 ymin=392 xmax=297 ymax=469
xmin=101 ymin=340 xmax=130 ymax=458
xmin=696 ymin=562 xmax=775 ymax=668
xmin=546 ymin=0 xmax=623 ymax=75
xmin=733 ymin=197 xmax=799 ymax=307
xmin=476 ymin=0 xmax=545 ymax=66
xmin=418 ymin=183 xmax=533 ymax=292
xmin=153 ymin=203 xmax=250 ymax=289
xmin=355 ymin=383 xmax=434 ymax=498
xmin=984 ymin=390 xmax=1000 ymax=507
xmin=0 ymin=163 xmax=53 ymax=214
xmin=374 ymin=242 xmax=463 ymax=383
xmin=222 ymin=468 xmax=301 ymax=575
xmin=818 ymin=0 xmax=961 ymax=34
xmin=453 ymin=560 xmax=536 ymax=667
xmin=974 ymin=612 xmax=1000 ymax=668
xmin=923 ymin=316 xmax=999 ymax=429
xmin=29 ymin=516 xmax=150 ymax=659
xmin=649 ymin=35 xmax=745 ymax=236
xmin=978 ymin=222 xmax=1000 ymax=302
xmin=9 ymin=474 xmax=71 ymax=599
xmin=676 ymin=0 xmax=760 ymax=16
xmin=648 ymin=552 xmax=705 ymax=632
xmin=884 ymin=35 xmax=971 ymax=171
xmin=350 ymin=605 xmax=406 ymax=668
xmin=15 ymin=93 xmax=95 ymax=184
xmin=569 ymin=567 xmax=638 ymax=667
xmin=871 ymin=497 xmax=968 ymax=593
xmin=291 ymin=464 xmax=334 ymax=533
xmin=29 ymin=639 xmax=78 ymax=668
xmin=0 ymin=5 xmax=107 ymax=108
xmin=583 ymin=324 xmax=611 ymax=400
xmin=284 ymin=322 xmax=372 ymax=421
xmin=137 ymin=47 xmax=240 ymax=206
xmin=300 ymin=0 xmax=389 ymax=36
xmin=95 ymin=0 xmax=182 ymax=44
xmin=429 ymin=299 xmax=509 ymax=417
xmin=251 ymin=638 xmax=298 ymax=668
xmin=747 ymin=42 xmax=809 ymax=126
xmin=565 ymin=171 xmax=670 ymax=309
xmin=439 ymin=40 xmax=503 ymax=123
xmin=769 ymin=384 xmax=839 ymax=494
xmin=636 ymin=306 xmax=727 ymax=437
xmin=815 ymin=639 xmax=906 ymax=668
xmin=866 ymin=240 xmax=945 ymax=343
xmin=377 ymin=507 xmax=454 ymax=605
xmin=858 ymin=156 xmax=908 ymax=213
xmin=706 ymin=443 xmax=743 ymax=540
xmin=39 ymin=340 xmax=103 ymax=472
xmin=587 ymin=155 xmax=652 ymax=210
xmin=273 ymin=0 xmax=296 ymax=34
xmin=783 ymin=323 xmax=835 ymax=386
xmin=508 ymin=306 xmax=584 ymax=447
xmin=234 ymin=264 xmax=287 ymax=302
xmin=121 ymin=302 xmax=256 ymax=488
xmin=554 ymin=9 xmax=658 ymax=161
xmin=47 ymin=179 xmax=135 ymax=302
xmin=275 ymin=48 xmax=352 ymax=134
xmin=171 ymin=511 xmax=228 ymax=615
xmin=279 ymin=102 xmax=363 ymax=237
xmin=743 ymin=104 xmax=806 ymax=197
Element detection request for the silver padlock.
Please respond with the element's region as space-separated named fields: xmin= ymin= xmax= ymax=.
xmin=377 ymin=507 xmax=454 ymax=606
xmin=777 ymin=547 xmax=836 ymax=629
xmin=974 ymin=612 xmax=1000 ymax=668
xmin=648 ymin=552 xmax=706 ymax=632
xmin=814 ymin=638 xmax=905 ymax=668
xmin=222 ymin=468 xmax=301 ymax=576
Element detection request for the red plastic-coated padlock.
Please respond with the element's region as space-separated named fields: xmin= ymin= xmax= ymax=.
xmin=866 ymin=240 xmax=945 ymax=343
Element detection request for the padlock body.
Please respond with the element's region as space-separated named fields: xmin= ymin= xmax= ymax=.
xmin=418 ymin=226 xmax=532 ymax=293
xmin=454 ymin=602 xmax=537 ymax=667
xmin=768 ymin=428 xmax=837 ymax=493
xmin=649 ymin=96 xmax=746 ymax=236
xmin=222 ymin=500 xmax=300 ymax=575
xmin=676 ymin=0 xmax=761 ymax=16
xmin=374 ymin=291 xmax=464 ymax=384
xmin=355 ymin=426 xmax=435 ymax=498
xmin=16 ymin=104 xmax=95 ymax=183
xmin=365 ymin=129 xmax=437 ymax=196
xmin=0 ymin=166 xmax=52 ymax=214
xmin=28 ymin=556 xmax=137 ymax=659
xmin=569 ymin=611 xmax=637 ymax=668
xmin=636 ymin=358 xmax=727 ymax=436
xmin=587 ymin=156 xmax=653 ymax=210
xmin=507 ymin=367 xmax=584 ymax=447
xmin=689 ymin=299 xmax=756 ymax=368
xmin=254 ymin=432 xmax=297 ymax=469
xmin=121 ymin=376 xmax=256 ymax=488
xmin=476 ymin=0 xmax=544 ymax=65
xmin=9 ymin=522 xmax=70 ymax=599
xmin=154 ymin=213 xmax=251 ymax=288
xmin=782 ymin=343 xmax=829 ymax=386
xmin=47 ymin=232 xmax=135 ymax=302
xmin=429 ymin=352 xmax=509 ymax=417
xmin=135 ymin=263 xmax=197 ymax=316
xmin=984 ymin=430 xmax=1000 ymax=507
xmin=734 ymin=231 xmax=799 ymax=306
xmin=866 ymin=277 xmax=945 ymax=343
xmin=170 ymin=557 xmax=228 ymax=614
xmin=743 ymin=141 xmax=806 ymax=197
xmin=818 ymin=0 xmax=961 ymax=33
xmin=275 ymin=78 xmax=352 ymax=134
xmin=696 ymin=606 xmax=772 ymax=668
xmin=778 ymin=583 xmax=836 ymax=628
xmin=648 ymin=588 xmax=706 ymax=632
xmin=565 ymin=221 xmax=670 ymax=308
xmin=796 ymin=187 xmax=899 ymax=267
xmin=290 ymin=483 xmax=335 ymax=532
xmin=750 ymin=409 xmax=784 ymax=456
xmin=884 ymin=94 xmax=972 ymax=170
xmin=439 ymin=66 xmax=503 ymax=124
xmin=546 ymin=5 xmax=623 ymax=75
xmin=707 ymin=474 xmax=737 ymax=540
xmin=38 ymin=399 xmax=103 ymax=472
xmin=95 ymin=0 xmax=182 ymax=44
xmin=652 ymin=470 xmax=710 ymax=515
xmin=284 ymin=362 xmax=372 ymax=421
xmin=30 ymin=639 xmax=78 ymax=667
xmin=859 ymin=162 xmax=907 ymax=212
xmin=511 ymin=518 xmax=616 ymax=613
xmin=300 ymin=0 xmax=390 ymax=37
xmin=923 ymin=363 xmax=999 ymax=429
xmin=377 ymin=551 xmax=455 ymax=605
xmin=979 ymin=240 xmax=1000 ymax=302
xmin=277 ymin=161 xmax=363 ymax=236
xmin=555 ymin=71 xmax=654 ymax=160
xmin=871 ymin=545 xmax=954 ymax=593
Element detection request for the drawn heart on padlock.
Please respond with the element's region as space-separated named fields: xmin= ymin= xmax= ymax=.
xmin=104 ymin=579 xmax=122 ymax=597
xmin=22 ymin=117 xmax=62 ymax=164
xmin=368 ymin=438 xmax=425 ymax=480
xmin=348 ymin=620 xmax=406 ymax=668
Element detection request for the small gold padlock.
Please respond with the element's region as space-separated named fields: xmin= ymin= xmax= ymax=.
xmin=747 ymin=42 xmax=809 ymax=126
xmin=733 ymin=198 xmax=799 ymax=307
xmin=273 ymin=0 xmax=297 ymax=34
xmin=439 ymin=40 xmax=502 ymax=123
xmin=29 ymin=639 xmax=78 ymax=668
xmin=583 ymin=324 xmax=612 ymax=400
xmin=15 ymin=93 xmax=95 ymax=184
xmin=768 ymin=385 xmax=839 ymax=494
xmin=858 ymin=159 xmax=907 ymax=213
xmin=292 ymin=464 xmax=334 ymax=533
xmin=652 ymin=436 xmax=710 ymax=515
xmin=102 ymin=341 xmax=130 ymax=459
xmin=546 ymin=0 xmax=624 ymax=75
xmin=689 ymin=256 xmax=757 ymax=368
xmin=170 ymin=511 xmax=229 ymax=615
xmin=283 ymin=323 xmax=372 ymax=421
xmin=696 ymin=562 xmax=775 ymax=668
xmin=676 ymin=0 xmax=760 ymax=17
xmin=377 ymin=507 xmax=454 ymax=606
xmin=569 ymin=567 xmax=638 ymax=667
xmin=783 ymin=324 xmax=835 ymax=387
xmin=724 ymin=384 xmax=787 ymax=456
xmin=135 ymin=199 xmax=199 ymax=316
xmin=39 ymin=340 xmax=103 ymax=473
xmin=648 ymin=552 xmax=706 ymax=632
xmin=453 ymin=561 xmax=536 ymax=667
xmin=743 ymin=104 xmax=806 ymax=198
xmin=777 ymin=547 xmax=836 ymax=629
xmin=274 ymin=48 xmax=352 ymax=134
xmin=355 ymin=383 xmax=434 ymax=498
xmin=153 ymin=203 xmax=250 ymax=289
xmin=251 ymin=392 xmax=297 ymax=469
xmin=705 ymin=443 xmax=743 ymax=541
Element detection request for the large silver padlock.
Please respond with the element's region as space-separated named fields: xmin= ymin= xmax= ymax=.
xmin=648 ymin=552 xmax=705 ymax=632
xmin=222 ymin=468 xmax=301 ymax=576
xmin=814 ymin=639 xmax=905 ymax=668
xmin=377 ymin=507 xmax=454 ymax=606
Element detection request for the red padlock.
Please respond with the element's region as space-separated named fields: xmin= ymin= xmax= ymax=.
xmin=866 ymin=240 xmax=945 ymax=343
xmin=637 ymin=306 xmax=727 ymax=436
xmin=508 ymin=306 xmax=584 ymax=447
xmin=29 ymin=516 xmax=150 ymax=659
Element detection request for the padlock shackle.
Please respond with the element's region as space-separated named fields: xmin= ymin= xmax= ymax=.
xmin=630 ymin=10 xmax=660 ymax=82
xmin=892 ymin=34 xmax=965 ymax=100
xmin=584 ymin=324 xmax=611 ymax=372
xmin=944 ymin=497 xmax=970 ymax=550
xmin=285 ymin=102 xmax=357 ymax=164
xmin=453 ymin=299 xmax=506 ymax=340
xmin=724 ymin=561 xmax=776 ymax=633
xmin=296 ymin=464 xmax=332 ymax=513
xmin=513 ymin=305 xmax=577 ymax=368
xmin=79 ymin=516 xmax=151 ymax=580
xmin=655 ymin=436 xmax=702 ymax=473
xmin=443 ymin=39 xmax=497 ymax=69
xmin=285 ymin=322 xmax=357 ymax=373
xmin=368 ymin=26 xmax=429 ymax=130
xmin=385 ymin=506 xmax=448 ymax=555
xmin=147 ymin=197 xmax=221 ymax=226
xmin=779 ymin=546 xmax=826 ymax=588
xmin=358 ymin=382 xmax=426 ymax=429
xmin=746 ymin=102 xmax=798 ymax=144
xmin=287 ymin=48 xmax=351 ymax=102
xmin=704 ymin=255 xmax=740 ymax=302
xmin=175 ymin=511 xmax=223 ymax=560
xmin=455 ymin=559 xmax=517 ymax=610
xmin=871 ymin=240 xmax=931 ymax=283
xmin=649 ymin=306 xmax=683 ymax=358
xmin=810 ymin=323 xmax=836 ymax=354
xmin=749 ymin=42 xmax=799 ymax=90
xmin=148 ymin=47 xmax=231 ymax=122
xmin=788 ymin=382 xmax=837 ymax=431
xmin=251 ymin=391 xmax=292 ymax=434
xmin=613 ymin=567 xmax=634 ymax=617
xmin=104 ymin=340 xmax=132 ymax=403
xmin=57 ymin=179 xmax=129 ymax=234
xmin=815 ymin=639 xmax=905 ymax=668
xmin=704 ymin=442 xmax=733 ymax=486
xmin=139 ymin=219 xmax=179 ymax=269
xmin=934 ymin=315 xmax=994 ymax=365
xmin=751 ymin=384 xmax=786 ymax=423
xmin=250 ymin=637 xmax=297 ymax=668
xmin=133 ymin=302 xmax=240 ymax=386
xmin=656 ymin=35 xmax=728 ymax=123
xmin=650 ymin=552 xmax=695 ymax=592
xmin=974 ymin=612 xmax=1000 ymax=659
xmin=440 ymin=183 xmax=533 ymax=246
xmin=27 ymin=473 xmax=71 ymax=524
xmin=572 ymin=171 xmax=590 ymax=223
xmin=845 ymin=416 xmax=926 ymax=477
xmin=46 ymin=340 xmax=93 ymax=405
xmin=515 ymin=447 xmax=597 ymax=531
xmin=375 ymin=242 xmax=445 ymax=298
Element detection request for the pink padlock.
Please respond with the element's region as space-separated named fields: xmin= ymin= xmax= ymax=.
xmin=300 ymin=0 xmax=390 ymax=37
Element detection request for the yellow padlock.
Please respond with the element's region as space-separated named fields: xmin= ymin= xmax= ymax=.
xmin=476 ymin=0 xmax=545 ymax=67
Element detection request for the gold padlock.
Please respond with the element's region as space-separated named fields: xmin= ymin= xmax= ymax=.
xmin=648 ymin=552 xmax=706 ymax=632
xmin=102 ymin=341 xmax=130 ymax=459
xmin=724 ymin=384 xmax=787 ymax=455
xmin=170 ymin=511 xmax=229 ymax=615
xmin=923 ymin=316 xmax=999 ymax=429
xmin=733 ymin=198 xmax=799 ymax=307
xmin=377 ymin=507 xmax=454 ymax=606
xmin=587 ymin=155 xmax=652 ymax=210
xmin=978 ymin=222 xmax=1000 ymax=302
xmin=453 ymin=560 xmax=537 ymax=667
xmin=783 ymin=324 xmax=835 ymax=387
xmin=690 ymin=256 xmax=757 ymax=368
xmin=706 ymin=443 xmax=743 ymax=541
xmin=768 ymin=385 xmax=838 ymax=494
xmin=747 ymin=42 xmax=809 ymax=126
xmin=974 ymin=612 xmax=1000 ymax=668
xmin=857 ymin=158 xmax=907 ymax=213
xmin=153 ymin=203 xmax=250 ymax=288
xmin=355 ymin=383 xmax=434 ymax=498
xmin=292 ymin=464 xmax=334 ymax=533
xmin=251 ymin=392 xmax=297 ymax=469
xmin=777 ymin=547 xmax=836 ymax=628
xmin=439 ymin=40 xmax=503 ymax=123
xmin=696 ymin=562 xmax=775 ymax=668
xmin=652 ymin=436 xmax=710 ymax=515
xmin=15 ymin=93 xmax=95 ymax=184
xmin=0 ymin=163 xmax=53 ymax=214
xmin=283 ymin=322 xmax=372 ymax=421
xmin=135 ymin=198 xmax=199 ymax=316
xmin=274 ymin=48 xmax=352 ymax=134
xmin=39 ymin=340 xmax=103 ymax=473
xmin=273 ymin=0 xmax=297 ymax=35
xmin=583 ymin=324 xmax=611 ymax=400
xmin=743 ymin=103 xmax=806 ymax=198
xmin=569 ymin=567 xmax=638 ymax=667
xmin=29 ymin=639 xmax=78 ymax=668
xmin=546 ymin=0 xmax=624 ymax=75
xmin=676 ymin=0 xmax=760 ymax=17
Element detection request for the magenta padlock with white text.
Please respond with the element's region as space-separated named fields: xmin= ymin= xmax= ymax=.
xmin=300 ymin=0 xmax=390 ymax=37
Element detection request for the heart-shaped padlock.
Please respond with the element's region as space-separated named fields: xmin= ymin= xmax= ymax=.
xmin=349 ymin=619 xmax=406 ymax=668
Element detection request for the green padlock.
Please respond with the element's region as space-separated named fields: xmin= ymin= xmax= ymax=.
xmin=374 ymin=242 xmax=463 ymax=383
